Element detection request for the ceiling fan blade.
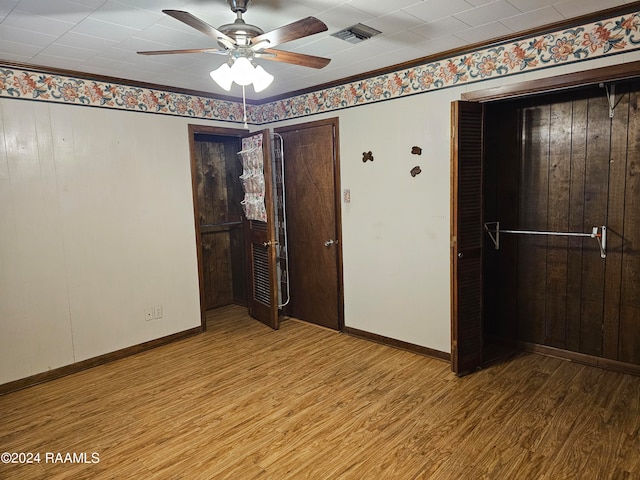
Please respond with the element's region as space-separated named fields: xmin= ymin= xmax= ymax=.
xmin=137 ymin=48 xmax=224 ymax=55
xmin=163 ymin=9 xmax=235 ymax=46
xmin=260 ymin=48 xmax=330 ymax=69
xmin=251 ymin=17 xmax=327 ymax=49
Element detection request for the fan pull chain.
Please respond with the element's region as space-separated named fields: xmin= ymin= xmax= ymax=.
xmin=242 ymin=84 xmax=248 ymax=128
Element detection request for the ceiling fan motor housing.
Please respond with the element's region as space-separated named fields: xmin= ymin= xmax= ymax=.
xmin=227 ymin=0 xmax=251 ymax=13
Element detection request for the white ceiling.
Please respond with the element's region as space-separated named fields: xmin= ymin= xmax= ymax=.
xmin=0 ymin=0 xmax=636 ymax=100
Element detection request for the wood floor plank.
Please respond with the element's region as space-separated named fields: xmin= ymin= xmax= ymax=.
xmin=1 ymin=305 xmax=639 ymax=479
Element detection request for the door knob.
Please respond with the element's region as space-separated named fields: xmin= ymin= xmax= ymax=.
xmin=324 ymin=239 xmax=336 ymax=247
xmin=458 ymin=252 xmax=463 ymax=258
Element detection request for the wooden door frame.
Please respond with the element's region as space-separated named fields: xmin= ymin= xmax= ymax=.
xmin=188 ymin=124 xmax=248 ymax=331
xmin=274 ymin=117 xmax=345 ymax=331
xmin=452 ymin=60 xmax=640 ymax=373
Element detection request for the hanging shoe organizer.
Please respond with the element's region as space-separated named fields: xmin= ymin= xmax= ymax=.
xmin=238 ymin=133 xmax=267 ymax=222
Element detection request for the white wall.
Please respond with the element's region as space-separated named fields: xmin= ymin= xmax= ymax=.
xmin=0 ymin=99 xmax=228 ymax=384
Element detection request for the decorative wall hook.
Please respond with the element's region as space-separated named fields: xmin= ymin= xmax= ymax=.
xmin=362 ymin=151 xmax=374 ymax=163
xmin=411 ymin=146 xmax=422 ymax=155
xmin=410 ymin=166 xmax=422 ymax=177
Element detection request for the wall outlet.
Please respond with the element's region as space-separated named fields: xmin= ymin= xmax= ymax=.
xmin=153 ymin=305 xmax=163 ymax=319
xmin=145 ymin=308 xmax=153 ymax=321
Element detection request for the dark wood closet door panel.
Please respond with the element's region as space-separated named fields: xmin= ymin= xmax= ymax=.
xmin=620 ymin=89 xmax=640 ymax=364
xmin=545 ymin=100 xmax=573 ymax=348
xmin=243 ymin=131 xmax=279 ymax=330
xmin=451 ymin=100 xmax=484 ymax=375
xmin=517 ymin=104 xmax=550 ymax=345
xmin=603 ymin=86 xmax=630 ymax=360
xmin=579 ymin=93 xmax=610 ymax=357
xmin=566 ymin=98 xmax=588 ymax=353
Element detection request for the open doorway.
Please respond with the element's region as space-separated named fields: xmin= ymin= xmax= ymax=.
xmin=188 ymin=124 xmax=248 ymax=330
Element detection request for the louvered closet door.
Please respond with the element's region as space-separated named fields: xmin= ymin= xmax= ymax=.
xmin=243 ymin=130 xmax=279 ymax=329
xmin=451 ymin=101 xmax=484 ymax=375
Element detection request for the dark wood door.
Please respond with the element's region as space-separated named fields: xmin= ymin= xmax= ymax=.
xmin=242 ymin=130 xmax=279 ymax=329
xmin=275 ymin=118 xmax=342 ymax=330
xmin=451 ymin=101 xmax=484 ymax=375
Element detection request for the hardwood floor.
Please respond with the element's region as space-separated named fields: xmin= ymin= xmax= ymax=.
xmin=1 ymin=304 xmax=638 ymax=479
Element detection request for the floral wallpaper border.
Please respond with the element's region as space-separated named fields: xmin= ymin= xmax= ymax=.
xmin=1 ymin=10 xmax=639 ymax=125
xmin=0 ymin=67 xmax=249 ymax=123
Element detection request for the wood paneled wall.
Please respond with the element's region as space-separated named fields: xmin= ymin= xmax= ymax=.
xmin=193 ymin=135 xmax=246 ymax=310
xmin=484 ymin=80 xmax=640 ymax=365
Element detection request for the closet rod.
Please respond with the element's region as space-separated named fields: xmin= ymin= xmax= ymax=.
xmin=200 ymin=221 xmax=243 ymax=228
xmin=484 ymin=222 xmax=607 ymax=259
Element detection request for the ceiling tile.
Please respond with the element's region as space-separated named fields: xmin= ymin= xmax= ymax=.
xmin=71 ymin=17 xmax=138 ymax=41
xmin=454 ymin=20 xmax=514 ymax=43
xmin=4 ymin=10 xmax=74 ymax=36
xmin=89 ymin=0 xmax=163 ymax=29
xmin=500 ymin=6 xmax=564 ymax=32
xmin=315 ymin=4 xmax=374 ymax=31
xmin=54 ymin=30 xmax=119 ymax=50
xmin=412 ymin=34 xmax=469 ymax=56
xmin=403 ymin=0 xmax=475 ymax=23
xmin=506 ymin=0 xmax=557 ymax=12
xmin=80 ymin=55 xmax=138 ymax=70
xmin=466 ymin=0 xmax=501 ymax=5
xmin=365 ymin=10 xmax=426 ymax=36
xmin=0 ymin=39 xmax=42 ymax=57
xmin=14 ymin=0 xmax=94 ymax=23
xmin=410 ymin=16 xmax=472 ymax=40
xmin=348 ymin=0 xmax=423 ymax=17
xmin=0 ymin=24 xmax=56 ymax=47
xmin=372 ymin=30 xmax=433 ymax=53
xmin=288 ymin=0 xmax=349 ymax=12
xmin=0 ymin=0 xmax=19 ymax=18
xmin=39 ymin=43 xmax=101 ymax=61
xmin=115 ymin=36 xmax=175 ymax=52
xmin=29 ymin=53 xmax=84 ymax=69
xmin=291 ymin=36 xmax=351 ymax=56
xmin=116 ymin=0 xmax=189 ymax=13
xmin=69 ymin=0 xmax=110 ymax=8
xmin=454 ymin=0 xmax=521 ymax=26
xmin=554 ymin=0 xmax=627 ymax=19
xmin=134 ymin=24 xmax=205 ymax=49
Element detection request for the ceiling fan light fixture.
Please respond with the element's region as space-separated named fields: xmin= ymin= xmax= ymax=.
xmin=252 ymin=65 xmax=274 ymax=92
xmin=210 ymin=63 xmax=234 ymax=91
xmin=230 ymin=56 xmax=255 ymax=86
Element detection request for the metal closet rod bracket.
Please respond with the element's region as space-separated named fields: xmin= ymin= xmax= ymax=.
xmin=484 ymin=221 xmax=607 ymax=259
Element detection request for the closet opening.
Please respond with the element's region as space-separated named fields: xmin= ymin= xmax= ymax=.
xmin=452 ymin=61 xmax=640 ymax=376
xmin=192 ymin=132 xmax=248 ymax=320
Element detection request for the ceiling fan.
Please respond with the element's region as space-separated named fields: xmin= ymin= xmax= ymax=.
xmin=137 ymin=0 xmax=331 ymax=91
